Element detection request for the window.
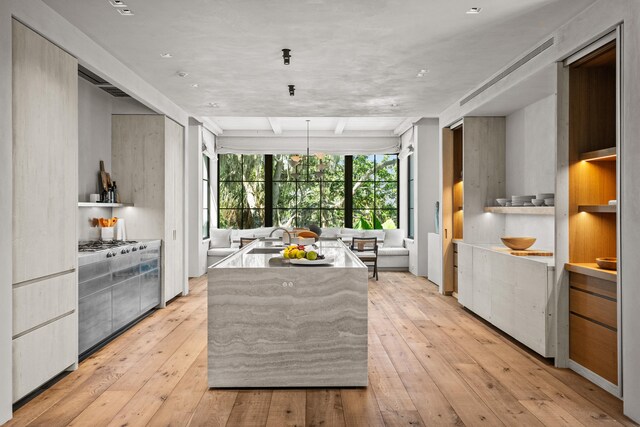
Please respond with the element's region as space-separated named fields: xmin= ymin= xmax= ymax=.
xmin=352 ymin=154 xmax=399 ymax=229
xmin=408 ymin=154 xmax=415 ymax=238
xmin=272 ymin=154 xmax=345 ymax=228
xmin=202 ymin=154 xmax=211 ymax=239
xmin=216 ymin=153 xmax=398 ymax=230
xmin=218 ymin=154 xmax=265 ymax=229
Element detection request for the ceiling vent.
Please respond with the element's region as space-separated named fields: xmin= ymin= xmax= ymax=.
xmin=78 ymin=65 xmax=131 ymax=98
xmin=460 ymin=37 xmax=554 ymax=106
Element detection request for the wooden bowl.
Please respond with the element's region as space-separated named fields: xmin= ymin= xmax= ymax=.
xmin=500 ymin=236 xmax=536 ymax=251
xmin=596 ymin=257 xmax=617 ymax=270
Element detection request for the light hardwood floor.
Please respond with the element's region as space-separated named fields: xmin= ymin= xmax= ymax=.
xmin=6 ymin=273 xmax=637 ymax=427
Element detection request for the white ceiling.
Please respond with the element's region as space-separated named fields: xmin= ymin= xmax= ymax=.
xmin=45 ymin=0 xmax=595 ymax=118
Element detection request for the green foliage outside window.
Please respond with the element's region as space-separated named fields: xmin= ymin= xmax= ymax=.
xmin=352 ymin=154 xmax=398 ymax=230
xmin=218 ymin=153 xmax=398 ymax=229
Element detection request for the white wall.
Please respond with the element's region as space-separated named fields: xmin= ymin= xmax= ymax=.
xmin=0 ymin=1 xmax=193 ymax=421
xmin=505 ymin=95 xmax=556 ymax=196
xmin=503 ymin=94 xmax=556 ymax=250
xmin=78 ymin=79 xmax=112 ymax=201
xmin=77 ymin=78 xmax=155 ymax=241
xmin=401 ymin=119 xmax=439 ymax=277
xmin=187 ymin=120 xmax=217 ymax=277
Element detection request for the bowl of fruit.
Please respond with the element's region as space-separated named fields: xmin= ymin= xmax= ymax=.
xmin=282 ymin=244 xmax=334 ymax=266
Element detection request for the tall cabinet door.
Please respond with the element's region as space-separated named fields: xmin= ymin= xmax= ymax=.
xmin=12 ymin=20 xmax=77 ymax=284
xmin=164 ymin=118 xmax=184 ymax=302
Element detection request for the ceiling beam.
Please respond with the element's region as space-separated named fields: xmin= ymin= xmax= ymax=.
xmin=334 ymin=118 xmax=349 ymax=135
xmin=267 ymin=117 xmax=282 ymax=135
xmin=393 ymin=117 xmax=422 ymax=136
xmin=200 ymin=117 xmax=223 ymax=136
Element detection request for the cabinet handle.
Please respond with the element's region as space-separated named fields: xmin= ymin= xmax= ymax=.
xmin=173 ymin=230 xmax=176 ymax=240
xmin=445 ymin=229 xmax=448 ymax=239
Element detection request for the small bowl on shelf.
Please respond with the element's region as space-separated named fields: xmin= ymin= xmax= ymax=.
xmin=501 ymin=236 xmax=536 ymax=250
xmin=531 ymin=199 xmax=545 ymax=206
xmin=595 ymin=257 xmax=617 ymax=271
xmin=544 ymin=198 xmax=555 ymax=206
xmin=496 ymin=198 xmax=509 ymax=206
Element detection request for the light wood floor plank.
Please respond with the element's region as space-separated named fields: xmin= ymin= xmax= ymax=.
xmin=187 ymin=389 xmax=238 ymax=427
xmin=226 ymin=390 xmax=273 ymax=427
xmin=146 ymin=347 xmax=209 ymax=427
xmin=340 ymin=387 xmax=385 ymax=427
xmin=5 ymin=272 xmax=635 ymax=427
xmin=305 ymin=389 xmax=346 ymax=427
xmin=265 ymin=390 xmax=306 ymax=427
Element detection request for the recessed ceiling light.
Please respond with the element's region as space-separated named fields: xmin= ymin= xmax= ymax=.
xmin=109 ymin=0 xmax=126 ymax=7
xmin=177 ymin=71 xmax=189 ymax=78
xmin=466 ymin=7 xmax=481 ymax=14
xmin=416 ymin=68 xmax=429 ymax=77
xmin=160 ymin=53 xmax=172 ymax=58
xmin=191 ymin=83 xmax=199 ymax=88
xmin=208 ymin=102 xmax=219 ymax=108
xmin=117 ymin=8 xmax=134 ymax=15
xmin=391 ymin=103 xmax=399 ymax=107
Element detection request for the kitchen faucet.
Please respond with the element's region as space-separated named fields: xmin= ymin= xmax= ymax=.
xmin=269 ymin=227 xmax=292 ymax=243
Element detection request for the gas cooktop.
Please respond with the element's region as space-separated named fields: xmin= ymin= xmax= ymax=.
xmin=78 ymin=240 xmax=138 ymax=252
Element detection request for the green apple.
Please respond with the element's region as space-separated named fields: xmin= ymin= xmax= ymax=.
xmin=306 ymin=251 xmax=318 ymax=261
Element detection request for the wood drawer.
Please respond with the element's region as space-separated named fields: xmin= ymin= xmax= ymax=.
xmin=570 ymin=288 xmax=617 ymax=329
xmin=570 ymin=313 xmax=617 ymax=385
xmin=13 ymin=312 xmax=77 ymax=401
xmin=13 ymin=271 xmax=76 ymax=336
xmin=569 ymin=272 xmax=616 ymax=300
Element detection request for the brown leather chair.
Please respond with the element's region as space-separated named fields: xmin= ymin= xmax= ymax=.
xmin=351 ymin=237 xmax=378 ymax=281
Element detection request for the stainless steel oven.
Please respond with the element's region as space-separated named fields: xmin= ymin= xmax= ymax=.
xmin=77 ymin=240 xmax=161 ymax=356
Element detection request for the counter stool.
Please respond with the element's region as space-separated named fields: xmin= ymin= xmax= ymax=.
xmin=351 ymin=237 xmax=378 ymax=281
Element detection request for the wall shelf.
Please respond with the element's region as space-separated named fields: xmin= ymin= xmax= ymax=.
xmin=484 ymin=206 xmax=554 ymax=215
xmin=580 ymin=147 xmax=616 ymax=162
xmin=565 ymin=262 xmax=616 ymax=282
xmin=578 ymin=204 xmax=616 ymax=213
xmin=78 ymin=202 xmax=133 ymax=208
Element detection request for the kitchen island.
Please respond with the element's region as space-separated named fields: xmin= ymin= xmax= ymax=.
xmin=208 ymin=239 xmax=368 ymax=388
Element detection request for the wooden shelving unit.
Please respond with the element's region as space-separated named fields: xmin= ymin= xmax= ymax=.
xmin=565 ymin=262 xmax=617 ymax=282
xmin=567 ymin=40 xmax=619 ymax=389
xmin=484 ymin=206 xmax=554 ymax=215
xmin=578 ymin=204 xmax=616 ymax=213
xmin=580 ymin=147 xmax=616 ymax=162
xmin=78 ymin=202 xmax=133 ymax=208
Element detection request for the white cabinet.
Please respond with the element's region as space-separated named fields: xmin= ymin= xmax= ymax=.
xmin=457 ymin=243 xmax=555 ymax=357
xmin=427 ymin=233 xmax=442 ymax=286
xmin=11 ymin=20 xmax=78 ymax=402
xmin=12 ymin=20 xmax=77 ymax=283
xmin=112 ymin=115 xmax=185 ymax=304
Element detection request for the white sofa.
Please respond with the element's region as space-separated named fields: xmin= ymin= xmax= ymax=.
xmin=207 ymin=227 xmax=409 ymax=270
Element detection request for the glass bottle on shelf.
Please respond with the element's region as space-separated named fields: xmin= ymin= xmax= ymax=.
xmin=112 ymin=181 xmax=120 ymax=204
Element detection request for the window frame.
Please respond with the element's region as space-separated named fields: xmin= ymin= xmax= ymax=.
xmin=217 ymin=154 xmax=266 ymax=229
xmin=216 ymin=153 xmax=400 ymax=230
xmin=407 ymin=153 xmax=415 ymax=239
xmin=271 ymin=154 xmax=346 ymax=229
xmin=351 ymin=154 xmax=400 ymax=230
xmin=202 ymin=154 xmax=210 ymax=240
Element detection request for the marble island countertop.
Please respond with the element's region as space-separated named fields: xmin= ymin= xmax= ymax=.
xmin=456 ymin=241 xmax=555 ymax=268
xmin=212 ymin=239 xmax=366 ymax=269
xmin=208 ymin=237 xmax=369 ymax=388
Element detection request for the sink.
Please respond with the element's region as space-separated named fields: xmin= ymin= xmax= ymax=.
xmin=247 ymin=247 xmax=284 ymax=254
